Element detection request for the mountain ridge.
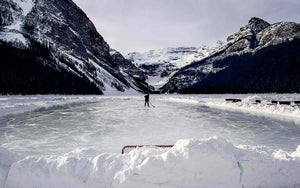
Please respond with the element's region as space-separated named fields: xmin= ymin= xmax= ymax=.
xmin=160 ymin=17 xmax=300 ymax=93
xmin=1 ymin=1 xmax=299 ymax=95
xmin=0 ymin=0 xmax=151 ymax=95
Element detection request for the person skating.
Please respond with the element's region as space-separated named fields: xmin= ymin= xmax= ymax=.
xmin=144 ymin=93 xmax=150 ymax=107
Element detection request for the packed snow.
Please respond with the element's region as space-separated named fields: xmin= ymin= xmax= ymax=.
xmin=1 ymin=137 xmax=300 ymax=188
xmin=163 ymin=94 xmax=300 ymax=119
xmin=1 ymin=94 xmax=300 ymax=188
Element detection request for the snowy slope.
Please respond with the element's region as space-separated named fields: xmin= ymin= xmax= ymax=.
xmin=110 ymin=49 xmax=154 ymax=93
xmin=126 ymin=41 xmax=224 ymax=89
xmin=0 ymin=0 xmax=147 ymax=95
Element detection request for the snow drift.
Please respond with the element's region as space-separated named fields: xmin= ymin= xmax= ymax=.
xmin=162 ymin=94 xmax=300 ymax=119
xmin=1 ymin=137 xmax=300 ymax=188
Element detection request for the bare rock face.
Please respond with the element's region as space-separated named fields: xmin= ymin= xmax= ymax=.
xmin=0 ymin=0 xmax=150 ymax=94
xmin=161 ymin=18 xmax=300 ymax=94
xmin=0 ymin=0 xmax=23 ymax=26
xmin=227 ymin=17 xmax=270 ymax=44
xmin=248 ymin=17 xmax=271 ymax=34
xmin=257 ymin=22 xmax=300 ymax=48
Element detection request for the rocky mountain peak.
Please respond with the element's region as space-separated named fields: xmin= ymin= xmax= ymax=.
xmin=0 ymin=0 xmax=154 ymax=94
xmin=247 ymin=17 xmax=270 ymax=34
xmin=162 ymin=18 xmax=300 ymax=94
xmin=227 ymin=17 xmax=270 ymax=44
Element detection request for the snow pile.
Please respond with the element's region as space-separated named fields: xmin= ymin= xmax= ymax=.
xmin=0 ymin=148 xmax=22 ymax=188
xmin=162 ymin=94 xmax=300 ymax=119
xmin=1 ymin=137 xmax=300 ymax=188
xmin=203 ymin=94 xmax=300 ymax=119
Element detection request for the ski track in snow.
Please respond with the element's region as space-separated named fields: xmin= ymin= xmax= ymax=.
xmin=0 ymin=94 xmax=300 ymax=188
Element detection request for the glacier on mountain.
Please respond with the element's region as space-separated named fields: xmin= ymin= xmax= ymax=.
xmin=126 ymin=41 xmax=224 ymax=89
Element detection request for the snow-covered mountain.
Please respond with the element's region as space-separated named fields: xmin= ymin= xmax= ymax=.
xmin=126 ymin=42 xmax=224 ymax=89
xmin=161 ymin=17 xmax=300 ymax=93
xmin=110 ymin=49 xmax=154 ymax=93
xmin=0 ymin=0 xmax=151 ymax=94
xmin=1 ymin=5 xmax=299 ymax=95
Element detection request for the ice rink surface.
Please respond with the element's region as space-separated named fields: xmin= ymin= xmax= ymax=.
xmin=1 ymin=94 xmax=300 ymax=188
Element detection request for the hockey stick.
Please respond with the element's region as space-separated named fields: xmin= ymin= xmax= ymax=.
xmin=150 ymin=101 xmax=155 ymax=107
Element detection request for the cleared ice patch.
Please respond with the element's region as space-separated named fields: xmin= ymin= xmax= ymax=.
xmin=1 ymin=94 xmax=300 ymax=155
xmin=160 ymin=96 xmax=200 ymax=104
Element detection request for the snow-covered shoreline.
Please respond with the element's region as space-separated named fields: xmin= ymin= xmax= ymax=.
xmin=161 ymin=93 xmax=300 ymax=120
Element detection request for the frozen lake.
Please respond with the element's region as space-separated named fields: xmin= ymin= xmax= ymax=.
xmin=1 ymin=95 xmax=300 ymax=188
xmin=1 ymin=95 xmax=300 ymax=155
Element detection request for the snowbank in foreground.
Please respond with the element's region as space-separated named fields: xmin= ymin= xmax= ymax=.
xmin=1 ymin=137 xmax=300 ymax=188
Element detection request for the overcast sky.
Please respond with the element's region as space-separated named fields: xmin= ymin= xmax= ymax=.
xmin=73 ymin=0 xmax=300 ymax=55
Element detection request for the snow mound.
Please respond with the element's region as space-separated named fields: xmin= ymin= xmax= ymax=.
xmin=0 ymin=148 xmax=22 ymax=188
xmin=204 ymin=94 xmax=300 ymax=119
xmin=1 ymin=137 xmax=300 ymax=188
xmin=161 ymin=94 xmax=300 ymax=119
